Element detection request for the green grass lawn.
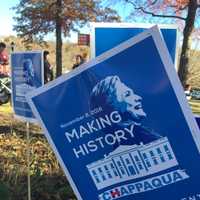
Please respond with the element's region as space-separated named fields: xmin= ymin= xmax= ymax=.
xmin=189 ymin=99 xmax=200 ymax=115
xmin=0 ymin=103 xmax=12 ymax=114
xmin=0 ymin=103 xmax=76 ymax=200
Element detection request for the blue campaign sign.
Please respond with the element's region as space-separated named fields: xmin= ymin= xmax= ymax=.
xmin=91 ymin=23 xmax=178 ymax=66
xmin=91 ymin=23 xmax=200 ymax=128
xmin=11 ymin=51 xmax=44 ymax=122
xmin=195 ymin=116 xmax=200 ymax=128
xmin=27 ymin=27 xmax=200 ymax=200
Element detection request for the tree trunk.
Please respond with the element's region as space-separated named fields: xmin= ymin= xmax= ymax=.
xmin=178 ymin=0 xmax=198 ymax=88
xmin=56 ymin=0 xmax=62 ymax=77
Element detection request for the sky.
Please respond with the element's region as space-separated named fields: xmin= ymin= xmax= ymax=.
xmin=0 ymin=0 xmax=132 ymax=42
xmin=0 ymin=0 xmax=78 ymax=42
xmin=0 ymin=0 xmax=18 ymax=36
xmin=0 ymin=0 xmax=199 ymax=48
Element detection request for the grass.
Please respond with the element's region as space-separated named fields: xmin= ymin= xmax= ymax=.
xmin=0 ymin=103 xmax=12 ymax=114
xmin=0 ymin=103 xmax=76 ymax=200
xmin=189 ymin=99 xmax=200 ymax=115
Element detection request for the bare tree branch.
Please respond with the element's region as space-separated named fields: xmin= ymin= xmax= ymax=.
xmin=125 ymin=0 xmax=186 ymax=20
xmin=148 ymin=0 xmax=158 ymax=6
xmin=139 ymin=7 xmax=186 ymax=20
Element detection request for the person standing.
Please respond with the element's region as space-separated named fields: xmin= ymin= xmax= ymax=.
xmin=72 ymin=54 xmax=84 ymax=69
xmin=0 ymin=42 xmax=9 ymax=76
xmin=44 ymin=50 xmax=53 ymax=83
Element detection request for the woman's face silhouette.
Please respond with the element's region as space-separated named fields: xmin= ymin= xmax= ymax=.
xmin=114 ymin=80 xmax=146 ymax=123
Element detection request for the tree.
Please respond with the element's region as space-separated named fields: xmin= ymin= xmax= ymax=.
xmin=118 ymin=0 xmax=200 ymax=87
xmin=13 ymin=0 xmax=120 ymax=77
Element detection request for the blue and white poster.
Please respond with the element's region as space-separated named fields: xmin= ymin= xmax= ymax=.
xmin=27 ymin=27 xmax=200 ymax=200
xmin=11 ymin=51 xmax=43 ymax=122
xmin=91 ymin=23 xmax=200 ymax=127
xmin=91 ymin=23 xmax=178 ymax=67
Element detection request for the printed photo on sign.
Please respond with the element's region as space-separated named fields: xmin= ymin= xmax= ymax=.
xmin=27 ymin=26 xmax=200 ymax=200
xmin=11 ymin=51 xmax=43 ymax=121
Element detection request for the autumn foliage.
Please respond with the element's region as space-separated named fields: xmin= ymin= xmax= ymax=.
xmin=123 ymin=0 xmax=200 ymax=86
xmin=13 ymin=0 xmax=120 ymax=76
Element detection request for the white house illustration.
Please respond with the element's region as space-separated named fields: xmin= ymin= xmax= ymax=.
xmin=86 ymin=137 xmax=178 ymax=190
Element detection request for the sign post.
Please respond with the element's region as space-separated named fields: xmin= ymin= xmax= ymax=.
xmin=11 ymin=51 xmax=44 ymax=200
xmin=78 ymin=33 xmax=90 ymax=46
xmin=26 ymin=122 xmax=31 ymax=200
